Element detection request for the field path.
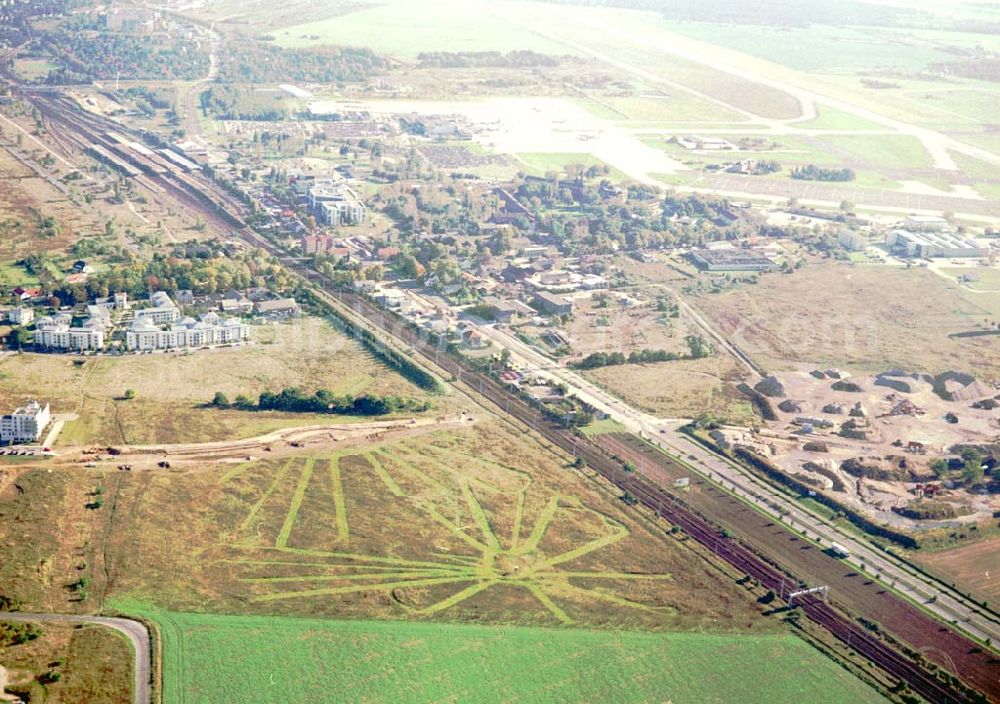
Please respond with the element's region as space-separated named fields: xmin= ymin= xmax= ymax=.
xmin=0 ymin=612 xmax=151 ymax=704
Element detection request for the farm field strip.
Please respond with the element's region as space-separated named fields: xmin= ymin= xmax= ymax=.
xmin=108 ymin=607 xmax=889 ymax=704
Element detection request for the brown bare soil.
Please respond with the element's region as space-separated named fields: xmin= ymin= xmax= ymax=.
xmin=916 ymin=537 xmax=1000 ymax=605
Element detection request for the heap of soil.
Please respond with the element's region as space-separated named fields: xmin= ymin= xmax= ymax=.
xmin=778 ymin=399 xmax=802 ymax=413
xmin=933 ymin=371 xmax=989 ymax=402
xmin=832 ymin=380 xmax=864 ymax=393
xmin=754 ymin=375 xmax=786 ymax=398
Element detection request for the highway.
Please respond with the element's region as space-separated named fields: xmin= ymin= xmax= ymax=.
xmin=0 ymin=612 xmax=151 ymax=704
xmin=477 ymin=322 xmax=1000 ymax=646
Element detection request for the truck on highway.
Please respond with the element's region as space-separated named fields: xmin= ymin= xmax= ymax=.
xmin=828 ymin=542 xmax=851 ymax=559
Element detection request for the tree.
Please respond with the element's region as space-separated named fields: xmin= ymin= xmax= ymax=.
xmin=212 ymin=391 xmax=230 ymax=407
xmin=123 ymin=389 xmax=136 ymax=400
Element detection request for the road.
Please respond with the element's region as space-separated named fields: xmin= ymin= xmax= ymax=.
xmin=0 ymin=613 xmax=151 ymax=704
xmin=476 ymin=323 xmax=1000 ymax=646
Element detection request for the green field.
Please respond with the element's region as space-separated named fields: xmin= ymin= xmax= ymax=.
xmin=941 ymin=267 xmax=1000 ymax=291
xmin=515 ymin=152 xmax=628 ymax=181
xmin=797 ymin=107 xmax=886 ymax=131
xmin=113 ymin=605 xmax=886 ymax=704
xmin=0 ymin=260 xmax=41 ymax=287
xmin=819 ymin=134 xmax=933 ymax=170
xmin=659 ymin=22 xmax=955 ymax=75
xmin=271 ymin=0 xmax=576 ymax=57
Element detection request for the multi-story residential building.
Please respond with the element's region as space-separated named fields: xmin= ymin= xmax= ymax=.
xmin=34 ymin=317 xmax=105 ymax=351
xmin=125 ymin=313 xmax=249 ymax=351
xmin=135 ymin=291 xmax=180 ymax=324
xmin=309 ymin=180 xmax=366 ymax=226
xmin=7 ymin=307 xmax=33 ymax=325
xmin=0 ymin=400 xmax=51 ymax=444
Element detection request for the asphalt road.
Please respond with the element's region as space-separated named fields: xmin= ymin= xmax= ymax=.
xmin=0 ymin=612 xmax=151 ymax=704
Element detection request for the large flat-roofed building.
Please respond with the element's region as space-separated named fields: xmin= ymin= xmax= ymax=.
xmin=690 ymin=248 xmax=776 ymax=272
xmin=904 ymin=215 xmax=949 ymax=232
xmin=34 ymin=317 xmax=105 ymax=351
xmin=1 ymin=400 xmax=50 ymax=444
xmin=533 ymin=290 xmax=574 ymax=316
xmin=886 ymin=230 xmax=988 ymax=259
xmin=309 ymin=180 xmax=366 ymax=226
xmin=126 ymin=312 xmax=249 ymax=351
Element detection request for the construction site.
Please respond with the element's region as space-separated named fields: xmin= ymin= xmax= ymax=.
xmin=717 ymin=369 xmax=1000 ymax=529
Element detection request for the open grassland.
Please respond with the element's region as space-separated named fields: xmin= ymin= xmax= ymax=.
xmin=0 ymin=317 xmax=433 ymax=447
xmin=689 ymin=261 xmax=1000 ymax=377
xmin=796 ymin=107 xmax=886 ymax=131
xmin=658 ymin=22 xmax=955 ymax=75
xmin=584 ymin=356 xmax=756 ymax=425
xmin=940 ymin=267 xmax=1000 ymax=291
xmin=0 ymin=622 xmax=132 ymax=703
xmin=108 ymin=608 xmax=886 ymax=704
xmin=270 ymin=0 xmax=576 ymax=57
xmin=0 ymin=419 xmax=774 ymax=633
xmin=0 ymin=260 xmax=40 ymax=288
xmin=914 ymin=537 xmax=1000 ymax=605
xmin=579 ymin=93 xmax=747 ymax=124
xmin=492 ymin=2 xmax=802 ymax=120
xmin=819 ymin=134 xmax=934 ymax=170
xmin=514 ymin=153 xmax=626 ymax=181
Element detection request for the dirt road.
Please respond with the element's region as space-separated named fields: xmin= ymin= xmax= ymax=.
xmin=0 ymin=613 xmax=150 ymax=704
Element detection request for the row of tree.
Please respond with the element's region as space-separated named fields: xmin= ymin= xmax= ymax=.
xmin=212 ymin=388 xmax=430 ymax=416
xmin=573 ymin=336 xmax=713 ymax=369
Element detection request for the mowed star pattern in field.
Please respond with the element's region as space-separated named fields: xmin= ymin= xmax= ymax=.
xmin=212 ymin=441 xmax=675 ymax=624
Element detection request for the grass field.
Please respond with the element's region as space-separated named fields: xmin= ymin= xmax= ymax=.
xmin=585 ymin=356 xmax=756 ymax=425
xmin=0 ymin=317 xmax=434 ymax=446
xmin=0 ymin=621 xmax=133 ymax=703
xmin=514 ymin=152 xmax=627 ymax=181
xmin=11 ymin=58 xmax=58 ymax=81
xmin=92 ymin=420 xmax=772 ymax=631
xmin=940 ymin=267 xmax=1000 ymax=291
xmin=797 ymin=107 xmax=886 ymax=131
xmin=689 ymin=260 xmax=1000 ymax=376
xmin=270 ymin=0 xmax=576 ymax=57
xmin=0 ymin=259 xmax=40 ymax=287
xmin=658 ymin=22 xmax=953 ymax=75
xmin=819 ymin=134 xmax=934 ymax=170
xmin=109 ymin=606 xmax=887 ymax=704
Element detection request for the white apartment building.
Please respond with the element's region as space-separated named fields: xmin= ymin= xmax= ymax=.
xmin=126 ymin=312 xmax=249 ymax=351
xmin=34 ymin=317 xmax=105 ymax=351
xmin=7 ymin=307 xmax=33 ymax=325
xmin=309 ymin=180 xmax=366 ymax=226
xmin=0 ymin=400 xmax=51 ymax=444
xmin=134 ymin=291 xmax=180 ymax=324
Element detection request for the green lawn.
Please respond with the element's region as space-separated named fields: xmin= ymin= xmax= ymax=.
xmin=797 ymin=107 xmax=885 ymax=131
xmin=0 ymin=260 xmax=40 ymax=288
xmin=940 ymin=267 xmax=1000 ymax=291
xmin=113 ymin=604 xmax=887 ymax=704
xmin=580 ymin=417 xmax=627 ymax=436
xmin=658 ymin=22 xmax=955 ymax=75
xmin=270 ymin=0 xmax=576 ymax=57
xmin=820 ymin=134 xmax=933 ymax=170
xmin=514 ymin=152 xmax=628 ymax=182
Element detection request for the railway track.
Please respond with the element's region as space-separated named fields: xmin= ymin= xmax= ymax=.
xmin=19 ymin=89 xmax=994 ymax=703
